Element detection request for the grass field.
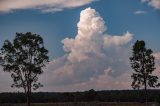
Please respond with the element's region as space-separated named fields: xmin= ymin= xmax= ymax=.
xmin=0 ymin=102 xmax=159 ymax=106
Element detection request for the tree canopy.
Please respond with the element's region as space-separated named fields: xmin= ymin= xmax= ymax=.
xmin=130 ymin=40 xmax=159 ymax=103
xmin=0 ymin=32 xmax=49 ymax=106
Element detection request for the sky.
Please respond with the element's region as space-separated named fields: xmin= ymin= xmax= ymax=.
xmin=0 ymin=0 xmax=160 ymax=92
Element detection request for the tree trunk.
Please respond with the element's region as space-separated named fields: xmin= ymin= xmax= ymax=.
xmin=27 ymin=78 xmax=31 ymax=106
xmin=27 ymin=69 xmax=32 ymax=106
xmin=142 ymin=51 xmax=147 ymax=106
xmin=144 ymin=80 xmax=148 ymax=106
xmin=27 ymin=85 xmax=30 ymax=106
xmin=29 ymin=81 xmax=32 ymax=106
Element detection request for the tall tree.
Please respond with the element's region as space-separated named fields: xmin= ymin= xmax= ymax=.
xmin=130 ymin=40 xmax=159 ymax=103
xmin=0 ymin=32 xmax=49 ymax=106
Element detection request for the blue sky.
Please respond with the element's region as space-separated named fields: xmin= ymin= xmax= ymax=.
xmin=1 ymin=0 xmax=160 ymax=59
xmin=0 ymin=0 xmax=160 ymax=92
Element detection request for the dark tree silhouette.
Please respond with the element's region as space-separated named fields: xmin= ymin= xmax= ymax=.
xmin=130 ymin=40 xmax=159 ymax=104
xmin=0 ymin=32 xmax=49 ymax=106
xmin=84 ymin=89 xmax=97 ymax=101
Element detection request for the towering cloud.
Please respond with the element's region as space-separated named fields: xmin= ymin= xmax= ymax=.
xmin=62 ymin=8 xmax=132 ymax=63
xmin=39 ymin=7 xmax=133 ymax=91
xmin=62 ymin=7 xmax=106 ymax=62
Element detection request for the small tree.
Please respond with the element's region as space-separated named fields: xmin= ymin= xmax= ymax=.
xmin=130 ymin=40 xmax=159 ymax=103
xmin=84 ymin=89 xmax=97 ymax=102
xmin=0 ymin=32 xmax=49 ymax=106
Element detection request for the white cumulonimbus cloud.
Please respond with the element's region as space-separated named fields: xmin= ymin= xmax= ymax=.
xmin=141 ymin=0 xmax=160 ymax=9
xmin=62 ymin=8 xmax=132 ymax=63
xmin=0 ymin=0 xmax=97 ymax=13
xmin=39 ymin=7 xmax=133 ymax=91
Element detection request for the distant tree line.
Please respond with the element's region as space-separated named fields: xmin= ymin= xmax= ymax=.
xmin=0 ymin=89 xmax=160 ymax=103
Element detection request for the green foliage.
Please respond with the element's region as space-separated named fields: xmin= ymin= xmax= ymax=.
xmin=130 ymin=40 xmax=159 ymax=89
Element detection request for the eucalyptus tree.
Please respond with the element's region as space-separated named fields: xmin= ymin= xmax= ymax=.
xmin=130 ymin=40 xmax=159 ymax=103
xmin=0 ymin=32 xmax=49 ymax=106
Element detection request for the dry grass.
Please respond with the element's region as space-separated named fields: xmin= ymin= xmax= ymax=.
xmin=0 ymin=102 xmax=159 ymax=106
